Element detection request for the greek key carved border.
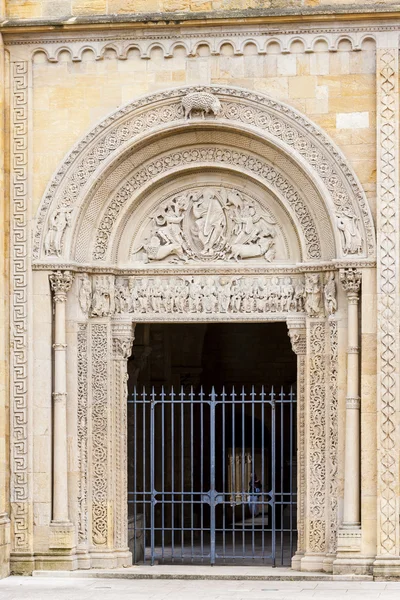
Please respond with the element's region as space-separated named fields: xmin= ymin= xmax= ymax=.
xmin=10 ymin=60 xmax=32 ymax=554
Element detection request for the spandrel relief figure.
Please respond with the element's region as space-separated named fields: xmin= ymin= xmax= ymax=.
xmin=44 ymin=205 xmax=73 ymax=257
xmin=133 ymin=187 xmax=277 ymax=264
xmin=337 ymin=207 xmax=363 ymax=255
xmin=305 ymin=273 xmax=322 ymax=317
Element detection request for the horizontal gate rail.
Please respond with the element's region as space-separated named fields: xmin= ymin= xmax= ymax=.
xmin=127 ymin=385 xmax=297 ymax=566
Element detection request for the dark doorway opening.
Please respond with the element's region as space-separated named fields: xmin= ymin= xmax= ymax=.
xmin=127 ymin=323 xmax=297 ymax=565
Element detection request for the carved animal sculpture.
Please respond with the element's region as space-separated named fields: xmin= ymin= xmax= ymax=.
xmin=182 ymin=92 xmax=222 ymax=119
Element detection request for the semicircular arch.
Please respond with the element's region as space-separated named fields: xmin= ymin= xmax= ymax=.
xmin=34 ymin=84 xmax=375 ymax=267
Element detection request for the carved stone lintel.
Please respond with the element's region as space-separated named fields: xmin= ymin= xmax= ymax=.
xmin=340 ymin=268 xmax=361 ymax=297
xmin=49 ymin=270 xmax=74 ymax=300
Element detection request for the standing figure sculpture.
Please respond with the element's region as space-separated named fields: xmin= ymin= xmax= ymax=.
xmin=44 ymin=206 xmax=73 ymax=257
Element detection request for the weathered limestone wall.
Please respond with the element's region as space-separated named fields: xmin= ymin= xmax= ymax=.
xmin=30 ymin=40 xmax=376 ymax=218
xmin=4 ymin=0 xmax=400 ymax=19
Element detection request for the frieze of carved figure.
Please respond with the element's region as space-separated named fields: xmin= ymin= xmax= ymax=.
xmin=336 ymin=207 xmax=363 ymax=255
xmin=133 ymin=187 xmax=277 ymax=264
xmin=324 ymin=272 xmax=337 ymax=317
xmin=182 ymin=92 xmax=222 ymax=119
xmin=305 ymin=273 xmax=322 ymax=317
xmin=91 ymin=275 xmax=115 ymax=317
xmin=44 ymin=205 xmax=73 ymax=257
xmin=89 ymin=274 xmax=306 ymax=316
xmin=79 ymin=274 xmax=92 ymax=316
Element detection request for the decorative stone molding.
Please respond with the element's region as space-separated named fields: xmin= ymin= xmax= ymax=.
xmin=10 ymin=28 xmax=380 ymax=65
xmin=10 ymin=59 xmax=33 ymax=561
xmin=327 ymin=320 xmax=339 ymax=556
xmin=33 ymin=85 xmax=375 ymax=262
xmin=307 ymin=321 xmax=327 ymax=554
xmin=375 ymin=45 xmax=400 ymax=561
xmin=77 ymin=324 xmax=88 ymax=550
xmin=90 ymin=323 xmax=110 ymax=547
xmin=111 ymin=322 xmax=135 ymax=554
xmin=346 ymin=398 xmax=361 ymax=409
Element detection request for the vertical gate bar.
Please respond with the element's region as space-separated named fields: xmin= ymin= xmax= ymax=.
xmin=289 ymin=386 xmax=294 ymax=561
xmin=231 ymin=386 xmax=236 ymax=561
xmin=171 ymin=387 xmax=175 ymax=562
xmin=150 ymin=387 xmax=156 ymax=565
xmin=180 ymin=387 xmax=184 ymax=562
xmin=271 ymin=386 xmax=276 ymax=567
xmin=251 ymin=385 xmax=255 ymax=560
xmin=161 ymin=386 xmax=165 ymax=562
xmin=142 ymin=386 xmax=147 ymax=563
xmin=210 ymin=387 xmax=216 ymax=565
xmin=133 ymin=387 xmax=137 ymax=564
xmin=200 ymin=386 xmax=204 ymax=561
xmin=280 ymin=387 xmax=284 ymax=566
xmin=190 ymin=386 xmax=194 ymax=562
xmin=241 ymin=386 xmax=245 ymax=559
xmin=261 ymin=385 xmax=265 ymax=560
xmin=222 ymin=386 xmax=226 ymax=562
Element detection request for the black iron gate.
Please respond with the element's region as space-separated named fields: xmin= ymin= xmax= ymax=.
xmin=127 ymin=386 xmax=297 ymax=565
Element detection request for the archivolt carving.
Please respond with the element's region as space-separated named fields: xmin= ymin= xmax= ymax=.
xmin=93 ymin=147 xmax=320 ymax=262
xmin=132 ymin=186 xmax=276 ymax=264
xmin=34 ymin=86 xmax=374 ymax=262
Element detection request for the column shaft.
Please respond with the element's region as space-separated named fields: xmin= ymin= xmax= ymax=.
xmin=50 ymin=271 xmax=74 ymax=524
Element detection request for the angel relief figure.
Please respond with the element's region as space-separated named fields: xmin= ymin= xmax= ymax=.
xmin=134 ymin=194 xmax=190 ymax=262
xmin=229 ymin=199 xmax=276 ymax=262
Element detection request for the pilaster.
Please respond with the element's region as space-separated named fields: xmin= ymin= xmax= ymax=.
xmin=111 ymin=319 xmax=135 ymax=568
xmin=287 ymin=319 xmax=306 ymax=572
xmin=373 ymin=35 xmax=400 ymax=579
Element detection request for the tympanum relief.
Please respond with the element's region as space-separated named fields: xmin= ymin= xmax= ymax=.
xmin=132 ymin=187 xmax=277 ymax=264
xmin=79 ymin=272 xmax=337 ymax=320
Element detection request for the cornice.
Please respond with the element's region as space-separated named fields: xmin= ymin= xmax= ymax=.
xmin=2 ymin=6 xmax=400 ymax=35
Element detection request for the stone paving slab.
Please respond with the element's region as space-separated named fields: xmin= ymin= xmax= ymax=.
xmin=32 ymin=565 xmax=373 ymax=581
xmin=1 ymin=576 xmax=400 ymax=600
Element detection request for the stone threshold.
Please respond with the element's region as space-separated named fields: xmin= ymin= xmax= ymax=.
xmin=32 ymin=566 xmax=373 ymax=581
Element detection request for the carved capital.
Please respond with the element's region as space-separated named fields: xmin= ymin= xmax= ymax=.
xmin=112 ymin=322 xmax=135 ymax=360
xmin=340 ymin=268 xmax=361 ymax=297
xmin=49 ymin=270 xmax=74 ymax=301
xmin=287 ymin=320 xmax=307 ymax=355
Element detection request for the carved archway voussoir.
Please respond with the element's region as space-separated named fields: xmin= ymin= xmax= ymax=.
xmin=34 ymin=85 xmax=376 ymax=265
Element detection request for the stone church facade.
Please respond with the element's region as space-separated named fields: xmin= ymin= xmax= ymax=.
xmin=0 ymin=0 xmax=400 ymax=580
